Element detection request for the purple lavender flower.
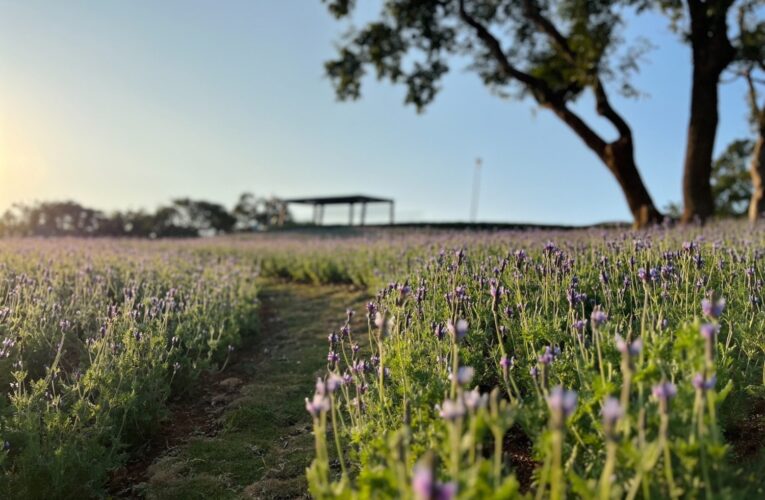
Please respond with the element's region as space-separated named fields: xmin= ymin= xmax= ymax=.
xmin=305 ymin=393 xmax=330 ymax=417
xmin=412 ymin=458 xmax=457 ymax=500
xmin=449 ymin=366 xmax=474 ymax=386
xmin=327 ymin=351 xmax=339 ymax=364
xmin=538 ymin=350 xmax=554 ymax=365
xmin=326 ymin=373 xmax=344 ymax=393
xmin=599 ymin=270 xmax=609 ymax=285
xmin=692 ymin=373 xmax=716 ymax=392
xmin=700 ymin=323 xmax=718 ymax=341
xmin=601 ymin=397 xmax=623 ymax=428
xmin=547 ymin=386 xmax=578 ymax=426
xmin=649 ymin=268 xmax=660 ymax=282
xmin=340 ymin=325 xmax=350 ymax=338
xmin=351 ymin=360 xmax=365 ymax=373
xmin=590 ymin=308 xmax=608 ymax=327
xmin=366 ymin=302 xmax=377 ymax=318
xmin=615 ymin=335 xmax=642 ymax=357
xmin=652 ymin=381 xmax=677 ymax=400
xmin=652 ymin=381 xmax=677 ymax=413
xmin=573 ymin=319 xmax=587 ymax=333
xmin=437 ymin=398 xmax=466 ymax=421
xmin=315 ymin=377 xmax=326 ymax=396
xmin=637 ymin=268 xmax=648 ymax=283
xmin=701 ymin=297 xmax=725 ymax=319
xmin=463 ymin=388 xmax=487 ymax=411
xmin=500 ymin=355 xmax=514 ymax=369
xmin=446 ymin=319 xmax=468 ymax=341
xmin=454 ymin=249 xmax=465 ymax=267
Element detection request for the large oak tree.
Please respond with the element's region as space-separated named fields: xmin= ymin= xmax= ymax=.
xmin=322 ymin=0 xmax=662 ymax=227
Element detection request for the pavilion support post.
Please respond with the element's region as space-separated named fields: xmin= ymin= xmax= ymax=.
xmin=360 ymin=202 xmax=367 ymax=226
xmin=312 ymin=205 xmax=318 ymax=225
xmin=319 ymin=205 xmax=325 ymax=225
xmin=389 ymin=201 xmax=395 ymax=225
xmin=349 ymin=203 xmax=355 ymax=226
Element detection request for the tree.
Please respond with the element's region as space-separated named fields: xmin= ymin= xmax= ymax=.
xmin=1 ymin=201 xmax=106 ymax=236
xmin=258 ymin=196 xmax=292 ymax=227
xmin=735 ymin=1 xmax=765 ymax=221
xmin=232 ymin=192 xmax=261 ymax=230
xmin=652 ymin=1 xmax=763 ymax=223
xmin=321 ymin=0 xmax=662 ymax=227
xmin=172 ymin=198 xmax=237 ymax=235
xmin=232 ymin=193 xmax=293 ymax=230
xmin=712 ymin=139 xmax=753 ymax=216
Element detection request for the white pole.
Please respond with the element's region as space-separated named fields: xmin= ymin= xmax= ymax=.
xmin=470 ymin=157 xmax=482 ymax=222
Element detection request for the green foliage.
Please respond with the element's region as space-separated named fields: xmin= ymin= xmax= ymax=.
xmin=711 ymin=139 xmax=754 ymax=217
xmin=322 ymin=0 xmax=646 ymax=112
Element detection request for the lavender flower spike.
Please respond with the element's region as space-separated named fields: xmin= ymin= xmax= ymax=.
xmin=652 ymin=381 xmax=677 ymax=414
xmin=412 ymin=455 xmax=457 ymax=500
xmin=446 ymin=319 xmax=469 ymax=341
xmin=701 ymin=297 xmax=725 ymax=319
xmin=547 ymin=386 xmax=578 ymax=428
xmin=449 ymin=366 xmax=475 ymax=386
xmin=692 ymin=373 xmax=717 ymax=392
xmin=305 ymin=393 xmax=330 ymax=417
xmin=590 ymin=308 xmax=608 ymax=327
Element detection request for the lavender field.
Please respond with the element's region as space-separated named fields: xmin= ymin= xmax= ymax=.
xmin=1 ymin=226 xmax=765 ymax=498
xmin=292 ymin=225 xmax=765 ymax=498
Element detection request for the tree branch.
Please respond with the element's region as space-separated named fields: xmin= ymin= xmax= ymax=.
xmin=458 ymin=0 xmax=608 ymax=157
xmin=520 ymin=0 xmax=576 ymax=64
xmin=457 ymin=0 xmax=549 ymax=93
xmin=520 ymin=0 xmax=632 ymax=141
xmin=593 ymin=78 xmax=633 ymax=141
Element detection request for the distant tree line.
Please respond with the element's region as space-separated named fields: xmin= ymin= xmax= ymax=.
xmin=0 ymin=193 xmax=292 ymax=238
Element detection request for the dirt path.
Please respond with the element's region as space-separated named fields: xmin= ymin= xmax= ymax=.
xmin=112 ymin=283 xmax=369 ymax=499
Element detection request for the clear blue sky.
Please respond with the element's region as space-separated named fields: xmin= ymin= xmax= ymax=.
xmin=0 ymin=1 xmax=753 ymax=224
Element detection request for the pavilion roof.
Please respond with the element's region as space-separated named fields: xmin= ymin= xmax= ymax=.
xmin=284 ymin=195 xmax=393 ymax=205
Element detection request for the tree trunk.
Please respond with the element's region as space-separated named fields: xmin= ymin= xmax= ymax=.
xmin=682 ymin=75 xmax=721 ymax=223
xmin=551 ymin=106 xmax=662 ymax=229
xmin=604 ymin=140 xmax=663 ymax=228
xmin=749 ymin=118 xmax=765 ymax=222
xmin=681 ymin=2 xmax=735 ymax=224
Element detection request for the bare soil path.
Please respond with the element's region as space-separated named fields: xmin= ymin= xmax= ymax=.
xmin=111 ymin=283 xmax=369 ymax=499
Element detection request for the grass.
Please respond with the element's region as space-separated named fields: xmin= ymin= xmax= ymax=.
xmin=141 ymin=282 xmax=369 ymax=499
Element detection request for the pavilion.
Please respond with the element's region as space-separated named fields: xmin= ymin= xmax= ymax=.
xmin=284 ymin=194 xmax=394 ymax=226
